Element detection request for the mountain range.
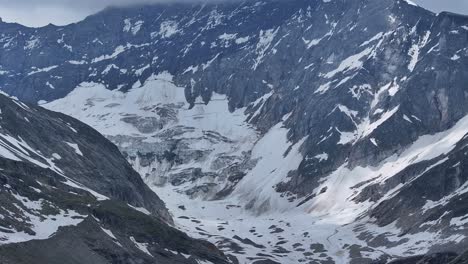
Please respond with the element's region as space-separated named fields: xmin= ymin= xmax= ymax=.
xmin=1 ymin=0 xmax=468 ymax=263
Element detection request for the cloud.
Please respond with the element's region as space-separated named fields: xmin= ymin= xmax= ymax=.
xmin=0 ymin=2 xmax=100 ymax=27
xmin=0 ymin=0 xmax=198 ymax=27
xmin=413 ymin=0 xmax=468 ymax=14
xmin=0 ymin=0 xmax=467 ymax=27
xmin=0 ymin=6 xmax=91 ymax=27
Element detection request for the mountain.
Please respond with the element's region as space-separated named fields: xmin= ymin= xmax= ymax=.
xmin=1 ymin=0 xmax=468 ymax=263
xmin=0 ymin=93 xmax=230 ymax=263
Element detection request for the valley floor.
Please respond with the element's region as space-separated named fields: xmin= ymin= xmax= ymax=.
xmin=41 ymin=74 xmax=468 ymax=264
xmin=153 ymin=184 xmax=378 ymax=264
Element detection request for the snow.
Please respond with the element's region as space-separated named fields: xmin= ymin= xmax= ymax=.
xmin=235 ymin=36 xmax=250 ymax=44
xmin=315 ymin=81 xmax=332 ymax=94
xmin=253 ymin=28 xmax=279 ymax=70
xmin=102 ymin=64 xmax=118 ymax=75
xmin=57 ymin=34 xmax=73 ymax=52
xmin=90 ymin=42 xmax=150 ymax=64
xmin=0 ymin=133 xmax=67 ymax=176
xmin=403 ymin=0 xmax=418 ymax=6
xmin=62 ymin=178 xmax=109 ymax=201
xmin=65 ymin=142 xmax=83 ymax=156
xmin=336 ymin=104 xmax=358 ymax=120
xmin=360 ymin=32 xmax=383 ymax=47
xmin=182 ymin=65 xmax=199 ymax=74
xmin=46 ymin=82 xmax=55 ymax=90
xmin=232 ymin=122 xmax=307 ymax=214
xmin=44 ymin=72 xmax=185 ymax=137
xmin=314 ymin=153 xmax=329 ymax=162
xmin=101 ymin=227 xmax=118 ymax=240
xmin=302 ymin=36 xmax=323 ymax=48
xmin=24 ymin=38 xmax=40 ymax=50
xmin=285 ymin=113 xmax=468 ymax=258
xmin=408 ymin=31 xmax=431 ymax=72
xmin=45 ymin=71 xmax=256 ymax=145
xmin=205 ymin=10 xmax=223 ymax=30
xmin=450 ymin=215 xmax=468 ymax=227
xmin=249 ymin=91 xmax=273 ymax=120
xmin=44 ymin=71 xmax=259 ymax=206
xmin=218 ymin=33 xmax=238 ymax=47
xmin=451 ymin=54 xmax=461 ymax=61
xmin=159 ymin=21 xmax=180 ymax=38
xmin=338 ymin=106 xmax=399 ymax=145
xmin=0 ymin=193 xmax=86 ymax=245
xmin=388 ymin=82 xmax=400 ymax=96
xmin=324 ymin=47 xmax=373 ymax=78
xmin=407 ymin=44 xmax=419 ymax=72
xmin=328 ymin=112 xmax=468 ymax=221
xmin=218 ymin=33 xmax=237 ymax=41
xmin=68 ymin=60 xmax=87 ymax=65
xmin=202 ymin=53 xmax=220 ymax=70
xmin=40 ymin=54 xmax=468 ymax=263
xmin=403 ymin=114 xmax=413 ymax=123
xmin=42 ymin=90 xmax=468 ymax=264
xmin=128 ymin=204 xmax=151 ymax=216
xmin=349 ymin=84 xmax=372 ymax=100
xmin=134 ymin=65 xmax=150 ymax=76
xmin=123 ymin=19 xmax=144 ymax=35
xmin=130 ymin=236 xmax=153 ymax=256
xmin=92 ymin=45 xmax=126 ymax=63
xmin=27 ymin=65 xmax=58 ymax=76
xmin=304 ymin=62 xmax=314 ymax=70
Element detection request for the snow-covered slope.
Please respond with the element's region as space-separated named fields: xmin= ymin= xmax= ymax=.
xmin=3 ymin=0 xmax=468 ymax=262
xmin=45 ymin=72 xmax=259 ymax=201
xmin=0 ymin=93 xmax=230 ymax=264
xmin=44 ymin=70 xmax=468 ymax=263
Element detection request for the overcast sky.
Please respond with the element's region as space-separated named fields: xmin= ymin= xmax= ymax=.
xmin=0 ymin=0 xmax=467 ymax=27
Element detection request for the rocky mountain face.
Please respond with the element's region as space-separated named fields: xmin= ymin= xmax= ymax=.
xmin=1 ymin=0 xmax=468 ymax=263
xmin=0 ymin=93 xmax=231 ymax=263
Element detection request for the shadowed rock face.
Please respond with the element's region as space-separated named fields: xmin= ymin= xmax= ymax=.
xmin=0 ymin=93 xmax=170 ymax=222
xmin=2 ymin=0 xmax=468 ymax=262
xmin=0 ymin=93 xmax=231 ymax=263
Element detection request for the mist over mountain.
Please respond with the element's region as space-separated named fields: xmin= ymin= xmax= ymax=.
xmin=1 ymin=0 xmax=468 ymax=27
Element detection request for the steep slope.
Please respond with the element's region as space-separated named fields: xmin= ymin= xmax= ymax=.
xmin=0 ymin=93 xmax=231 ymax=263
xmin=0 ymin=92 xmax=169 ymax=221
xmin=1 ymin=0 xmax=468 ymax=263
